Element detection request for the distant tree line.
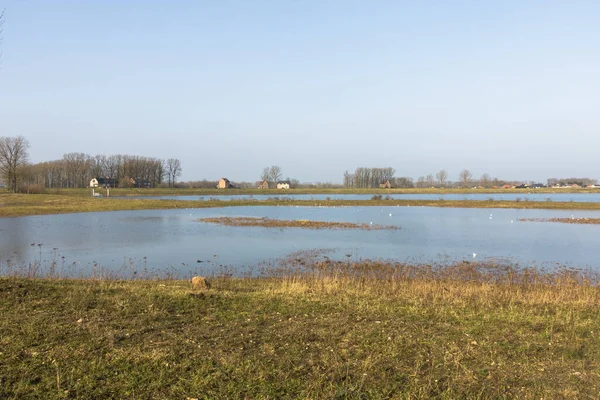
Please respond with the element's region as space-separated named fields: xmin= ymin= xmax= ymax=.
xmin=547 ymin=177 xmax=597 ymax=187
xmin=343 ymin=167 xmax=396 ymax=188
xmin=22 ymin=153 xmax=182 ymax=189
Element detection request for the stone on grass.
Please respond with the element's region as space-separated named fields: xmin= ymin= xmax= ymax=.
xmin=191 ymin=276 xmax=211 ymax=290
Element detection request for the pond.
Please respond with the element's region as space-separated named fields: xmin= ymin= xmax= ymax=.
xmin=122 ymin=192 xmax=600 ymax=202
xmin=1 ymin=206 xmax=599 ymax=278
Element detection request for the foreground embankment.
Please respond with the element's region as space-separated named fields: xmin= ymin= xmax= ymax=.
xmin=2 ymin=193 xmax=600 ymax=217
xmin=2 ymin=261 xmax=600 ymax=398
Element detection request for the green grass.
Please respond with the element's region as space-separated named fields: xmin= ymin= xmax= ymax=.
xmin=2 ymin=261 xmax=600 ymax=399
xmin=2 ymin=193 xmax=600 ymax=217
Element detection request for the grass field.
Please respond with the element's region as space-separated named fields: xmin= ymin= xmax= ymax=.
xmin=14 ymin=186 xmax=600 ymax=197
xmin=2 ymin=193 xmax=600 ymax=218
xmin=2 ymin=260 xmax=600 ymax=399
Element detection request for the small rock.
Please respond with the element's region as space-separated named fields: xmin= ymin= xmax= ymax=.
xmin=191 ymin=276 xmax=211 ymax=290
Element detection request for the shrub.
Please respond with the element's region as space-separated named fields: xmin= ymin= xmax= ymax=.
xmin=19 ymin=184 xmax=46 ymax=194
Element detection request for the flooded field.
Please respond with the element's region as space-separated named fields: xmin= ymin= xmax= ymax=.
xmin=1 ymin=206 xmax=599 ymax=277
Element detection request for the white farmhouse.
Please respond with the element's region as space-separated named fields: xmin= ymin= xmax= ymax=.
xmin=276 ymin=180 xmax=291 ymax=189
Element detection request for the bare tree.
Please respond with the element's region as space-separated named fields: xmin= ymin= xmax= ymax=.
xmin=393 ymin=177 xmax=414 ymax=188
xmin=268 ymin=165 xmax=282 ymax=183
xmin=0 ymin=136 xmax=30 ymax=192
xmin=458 ymin=169 xmax=472 ymax=187
xmin=260 ymin=167 xmax=270 ymax=182
xmin=166 ymin=158 xmax=182 ymax=188
xmin=425 ymin=174 xmax=435 ymax=187
xmin=479 ymin=173 xmax=491 ymax=188
xmin=343 ymin=170 xmax=353 ymax=188
xmin=436 ymin=170 xmax=448 ymax=187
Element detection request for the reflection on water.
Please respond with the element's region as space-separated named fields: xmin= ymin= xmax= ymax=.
xmin=1 ymin=206 xmax=599 ymax=278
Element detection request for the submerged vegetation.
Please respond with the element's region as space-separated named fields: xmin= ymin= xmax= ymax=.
xmin=198 ymin=216 xmax=399 ymax=230
xmin=2 ymin=257 xmax=600 ymax=398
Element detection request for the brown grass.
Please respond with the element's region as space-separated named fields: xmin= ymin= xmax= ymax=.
xmin=198 ymin=216 xmax=399 ymax=230
xmin=3 ymin=259 xmax=600 ymax=398
xmin=519 ymin=217 xmax=600 ymax=224
xmin=2 ymin=193 xmax=600 ymax=218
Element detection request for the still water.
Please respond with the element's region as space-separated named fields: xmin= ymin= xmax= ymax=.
xmin=126 ymin=193 xmax=600 ymax=202
xmin=1 ymin=206 xmax=599 ymax=277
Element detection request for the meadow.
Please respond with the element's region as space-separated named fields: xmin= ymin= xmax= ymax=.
xmin=2 ymin=259 xmax=600 ymax=399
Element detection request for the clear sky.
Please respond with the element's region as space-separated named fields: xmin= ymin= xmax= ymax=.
xmin=0 ymin=1 xmax=598 ymax=183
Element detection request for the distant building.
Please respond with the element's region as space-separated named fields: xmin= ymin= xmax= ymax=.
xmin=89 ymin=178 xmax=99 ymax=188
xmin=276 ymin=180 xmax=291 ymax=189
xmin=217 ymin=178 xmax=233 ymax=189
xmin=258 ymin=180 xmax=269 ymax=189
xmin=379 ymin=180 xmax=392 ymax=189
xmin=97 ymin=178 xmax=118 ymax=188
xmin=133 ymin=179 xmax=151 ymax=188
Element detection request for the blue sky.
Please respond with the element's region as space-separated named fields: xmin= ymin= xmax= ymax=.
xmin=0 ymin=1 xmax=598 ymax=183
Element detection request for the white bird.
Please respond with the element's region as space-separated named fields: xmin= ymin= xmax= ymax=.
xmin=370 ymin=221 xmax=373 ymax=225
xmin=389 ymin=213 xmax=392 ymax=217
xmin=472 ymin=253 xmax=477 ymax=258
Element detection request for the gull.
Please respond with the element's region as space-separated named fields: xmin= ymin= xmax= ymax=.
xmin=389 ymin=213 xmax=392 ymax=217
xmin=472 ymin=253 xmax=477 ymax=258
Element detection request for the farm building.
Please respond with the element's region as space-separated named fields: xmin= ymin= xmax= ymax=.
xmin=217 ymin=178 xmax=233 ymax=189
xmin=276 ymin=180 xmax=291 ymax=189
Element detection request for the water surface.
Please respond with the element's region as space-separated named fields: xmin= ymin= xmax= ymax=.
xmin=1 ymin=206 xmax=599 ymax=277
